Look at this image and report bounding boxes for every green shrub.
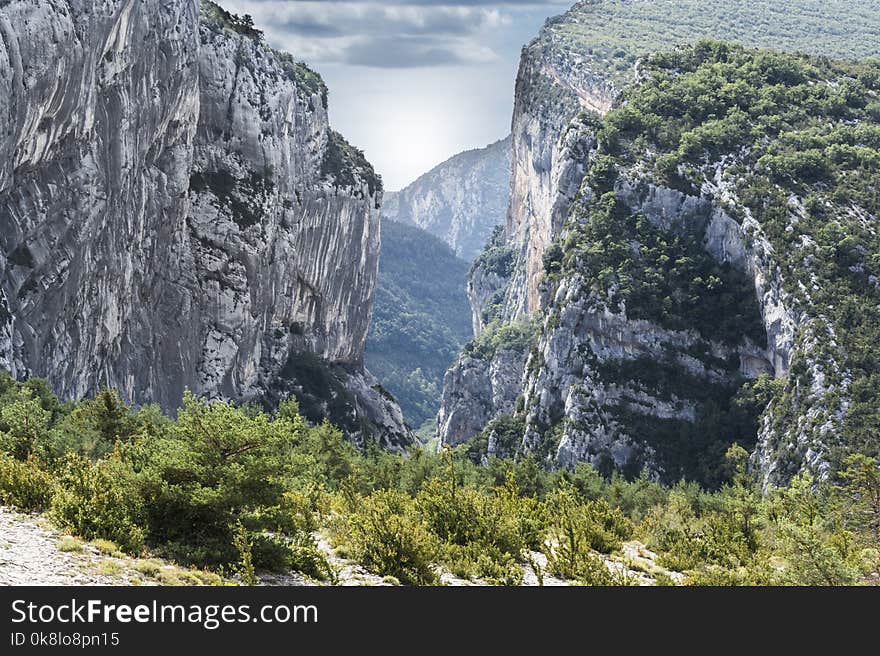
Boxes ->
[543,485,634,581]
[232,521,257,585]
[50,453,146,554]
[39,389,136,462]
[281,532,334,582]
[347,489,439,585]
[91,538,120,556]
[136,392,304,566]
[0,453,55,511]
[0,388,51,459]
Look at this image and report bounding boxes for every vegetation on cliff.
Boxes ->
[551,41,880,478]
[552,0,880,88]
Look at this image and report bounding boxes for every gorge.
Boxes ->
[0,0,879,589]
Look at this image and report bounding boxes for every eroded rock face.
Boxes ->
[439,2,879,479]
[383,136,512,262]
[437,348,524,448]
[0,0,411,448]
[437,12,612,448]
[519,170,777,481]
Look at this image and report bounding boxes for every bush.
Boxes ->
[347,489,439,585]
[282,532,334,582]
[50,453,146,553]
[0,453,55,511]
[0,388,51,459]
[543,485,633,581]
[136,392,304,566]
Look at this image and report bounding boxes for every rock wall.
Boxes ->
[0,0,411,448]
[437,11,612,447]
[439,1,878,479]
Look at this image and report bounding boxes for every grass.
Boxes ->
[132,559,162,578]
[95,560,122,576]
[57,537,83,553]
[90,539,120,556]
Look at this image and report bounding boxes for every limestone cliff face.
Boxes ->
[0,0,411,448]
[437,348,523,448]
[504,32,613,320]
[518,156,861,486]
[519,173,777,481]
[382,136,512,262]
[438,9,613,447]
[439,1,879,482]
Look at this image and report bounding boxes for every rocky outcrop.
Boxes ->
[438,9,615,447]
[0,0,411,448]
[440,1,880,479]
[519,173,775,481]
[437,348,524,448]
[519,159,858,485]
[382,136,512,262]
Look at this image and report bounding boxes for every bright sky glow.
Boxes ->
[221,1,569,190]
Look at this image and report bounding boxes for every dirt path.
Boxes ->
[1,507,682,586]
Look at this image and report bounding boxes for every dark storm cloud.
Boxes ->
[225,1,570,67]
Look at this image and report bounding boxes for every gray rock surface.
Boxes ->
[437,348,524,448]
[0,0,410,447]
[382,136,511,262]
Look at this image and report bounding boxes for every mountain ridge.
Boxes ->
[382,135,512,261]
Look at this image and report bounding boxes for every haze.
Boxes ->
[220,1,569,190]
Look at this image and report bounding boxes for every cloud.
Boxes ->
[337,35,501,67]
[272,4,508,39]
[221,1,552,67]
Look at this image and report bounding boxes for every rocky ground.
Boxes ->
[0,507,121,586]
[0,507,226,586]
[1,506,682,586]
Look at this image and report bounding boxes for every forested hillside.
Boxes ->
[365,221,473,432]
[553,0,880,87]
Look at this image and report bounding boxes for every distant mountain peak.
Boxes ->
[382,136,512,261]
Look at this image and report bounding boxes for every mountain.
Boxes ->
[439,0,880,485]
[365,220,472,432]
[0,0,410,449]
[382,136,512,261]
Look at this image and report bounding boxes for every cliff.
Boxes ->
[439,0,880,484]
[382,136,512,262]
[0,0,411,449]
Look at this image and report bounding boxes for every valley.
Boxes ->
[0,0,879,587]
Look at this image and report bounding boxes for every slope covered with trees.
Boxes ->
[553,0,880,88]
[365,220,473,432]
[515,41,880,484]
[1,372,877,585]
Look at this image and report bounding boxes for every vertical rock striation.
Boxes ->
[0,0,411,449]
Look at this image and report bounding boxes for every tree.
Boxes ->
[723,444,761,549]
[839,454,880,539]
[44,389,136,461]
[0,388,51,459]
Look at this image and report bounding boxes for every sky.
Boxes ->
[220,1,571,190]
